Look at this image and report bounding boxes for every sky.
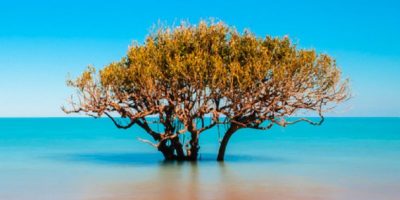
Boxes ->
[0,0,399,117]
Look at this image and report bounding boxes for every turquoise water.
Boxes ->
[0,118,399,200]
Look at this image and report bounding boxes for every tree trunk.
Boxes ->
[186,131,200,161]
[171,137,185,160]
[188,140,199,161]
[158,140,175,160]
[217,126,239,161]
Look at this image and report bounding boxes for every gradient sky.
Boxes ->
[0,0,399,117]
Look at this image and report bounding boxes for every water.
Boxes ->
[0,118,399,200]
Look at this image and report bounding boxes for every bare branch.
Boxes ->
[137,137,159,148]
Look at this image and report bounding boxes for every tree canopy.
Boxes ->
[63,20,349,161]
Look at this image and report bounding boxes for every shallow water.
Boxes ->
[0,118,399,200]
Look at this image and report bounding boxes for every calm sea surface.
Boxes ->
[0,118,399,200]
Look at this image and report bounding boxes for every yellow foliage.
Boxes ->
[67,19,349,121]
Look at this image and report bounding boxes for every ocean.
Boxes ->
[0,118,399,200]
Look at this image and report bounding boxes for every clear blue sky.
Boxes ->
[0,0,399,117]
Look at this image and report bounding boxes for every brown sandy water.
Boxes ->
[80,163,336,200]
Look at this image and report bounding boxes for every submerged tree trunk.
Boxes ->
[157,136,197,161]
[152,124,241,161]
[172,137,185,160]
[188,137,199,161]
[217,125,239,161]
[158,140,175,160]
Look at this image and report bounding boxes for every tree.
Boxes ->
[213,36,349,160]
[63,20,349,161]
